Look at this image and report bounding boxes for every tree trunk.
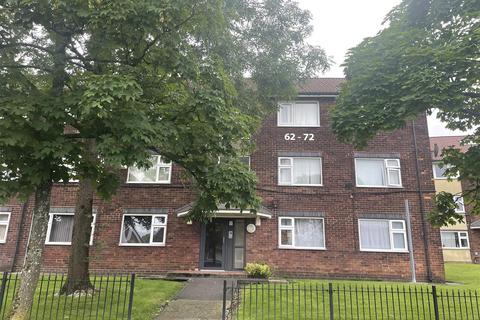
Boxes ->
[60,139,96,294]
[8,17,70,319]
[9,181,52,320]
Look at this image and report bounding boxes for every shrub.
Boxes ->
[245,262,272,279]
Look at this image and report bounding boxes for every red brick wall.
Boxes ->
[247,99,443,281]
[0,97,445,281]
[469,216,480,264]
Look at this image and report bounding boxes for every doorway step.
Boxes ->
[166,270,247,280]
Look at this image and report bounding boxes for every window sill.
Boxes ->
[355,185,403,189]
[360,249,409,253]
[46,242,94,246]
[126,181,171,184]
[118,243,166,247]
[278,246,326,251]
[278,184,324,187]
[277,125,321,128]
[442,247,470,250]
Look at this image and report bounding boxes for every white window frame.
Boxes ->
[0,212,11,243]
[277,101,320,127]
[454,196,465,213]
[239,156,251,170]
[278,157,323,186]
[354,158,402,188]
[278,217,326,250]
[45,212,96,246]
[441,231,470,249]
[126,155,172,184]
[358,219,408,253]
[432,161,459,180]
[119,214,168,247]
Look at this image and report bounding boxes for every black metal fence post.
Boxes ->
[127,273,135,320]
[0,272,8,315]
[222,280,227,320]
[328,283,334,320]
[432,285,440,320]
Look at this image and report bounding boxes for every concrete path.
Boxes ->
[155,278,236,320]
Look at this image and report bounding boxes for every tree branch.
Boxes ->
[66,44,94,71]
[0,42,54,55]
[0,64,52,72]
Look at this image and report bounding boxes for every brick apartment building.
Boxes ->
[430,136,480,263]
[0,78,445,281]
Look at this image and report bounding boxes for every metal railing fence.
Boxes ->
[222,281,480,320]
[0,272,135,320]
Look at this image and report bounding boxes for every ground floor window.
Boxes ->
[120,214,167,246]
[358,219,407,252]
[46,212,96,245]
[278,217,325,249]
[0,212,10,243]
[441,231,469,249]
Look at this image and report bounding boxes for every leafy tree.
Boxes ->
[0,0,328,316]
[330,0,479,226]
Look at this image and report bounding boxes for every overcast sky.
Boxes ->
[296,0,468,137]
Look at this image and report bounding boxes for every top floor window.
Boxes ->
[432,161,458,180]
[355,158,402,188]
[127,155,172,184]
[278,102,320,127]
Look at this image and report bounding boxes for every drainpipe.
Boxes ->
[10,198,30,272]
[405,199,416,283]
[411,119,433,282]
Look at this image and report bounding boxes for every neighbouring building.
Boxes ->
[0,78,445,281]
[430,136,480,263]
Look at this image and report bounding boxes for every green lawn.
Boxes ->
[0,274,184,320]
[233,263,480,320]
[131,278,184,320]
[444,262,480,289]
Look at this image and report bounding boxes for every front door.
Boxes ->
[202,220,225,269]
[200,219,246,270]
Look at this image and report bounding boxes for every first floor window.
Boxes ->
[278,157,322,186]
[239,156,251,169]
[46,213,96,245]
[120,214,167,246]
[454,196,465,213]
[278,217,325,249]
[355,158,402,187]
[359,219,407,252]
[127,155,172,183]
[441,231,469,249]
[0,212,10,243]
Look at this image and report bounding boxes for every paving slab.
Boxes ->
[155,300,223,320]
[155,278,237,320]
[176,278,235,300]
